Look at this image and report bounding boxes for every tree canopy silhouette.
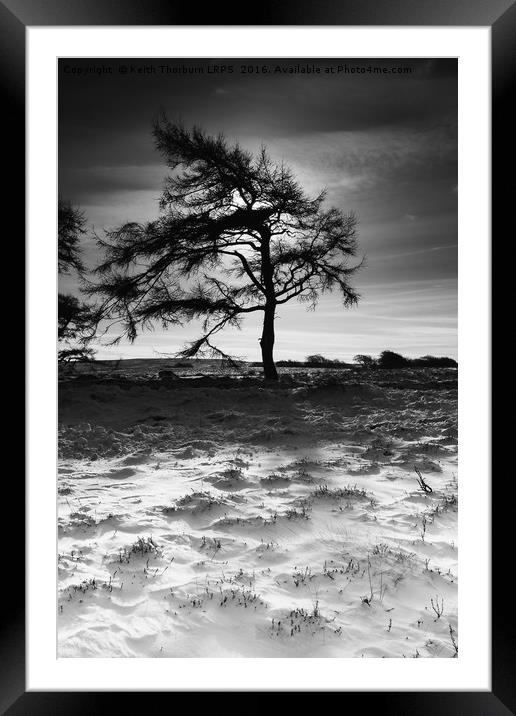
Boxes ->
[58,198,87,275]
[90,120,362,379]
[58,199,96,362]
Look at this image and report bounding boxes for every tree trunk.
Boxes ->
[259,226,278,380]
[260,302,278,380]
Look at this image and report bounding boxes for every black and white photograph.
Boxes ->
[57,57,458,659]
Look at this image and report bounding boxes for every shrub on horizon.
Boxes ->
[377,350,411,368]
[354,354,378,368]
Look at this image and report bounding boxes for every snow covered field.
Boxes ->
[58,362,458,658]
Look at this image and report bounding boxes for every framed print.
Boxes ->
[5,0,513,710]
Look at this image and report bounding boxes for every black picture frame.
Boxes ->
[7,0,513,711]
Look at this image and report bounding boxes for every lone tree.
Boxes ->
[58,198,96,362]
[90,120,362,379]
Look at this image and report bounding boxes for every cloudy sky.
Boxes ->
[58,58,457,362]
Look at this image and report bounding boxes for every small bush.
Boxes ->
[354,354,377,368]
[378,350,410,368]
